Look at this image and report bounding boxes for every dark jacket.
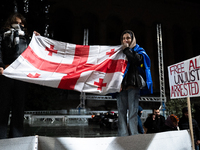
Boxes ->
[121,44,153,95]
[179,115,200,143]
[122,47,143,89]
[0,29,29,69]
[144,114,165,133]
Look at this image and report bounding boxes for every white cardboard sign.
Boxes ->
[168,55,200,99]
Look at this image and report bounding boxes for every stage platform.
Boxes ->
[0,130,192,150]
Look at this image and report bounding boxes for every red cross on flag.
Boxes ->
[3,34,127,95]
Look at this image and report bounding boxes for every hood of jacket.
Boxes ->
[120,30,136,48]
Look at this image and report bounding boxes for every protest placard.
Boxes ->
[168,55,200,99]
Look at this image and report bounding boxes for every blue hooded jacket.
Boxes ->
[123,44,153,95]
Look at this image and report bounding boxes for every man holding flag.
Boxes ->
[0,13,40,139]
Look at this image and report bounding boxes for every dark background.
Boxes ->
[1,0,200,111]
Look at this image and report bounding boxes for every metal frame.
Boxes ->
[77,29,89,108]
[86,95,166,102]
[156,24,167,111]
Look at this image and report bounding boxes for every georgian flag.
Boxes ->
[3,34,127,95]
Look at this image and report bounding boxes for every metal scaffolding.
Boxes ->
[156,24,166,110]
[86,95,165,102]
[77,29,89,108]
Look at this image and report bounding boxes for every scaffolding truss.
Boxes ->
[86,95,166,102]
[157,24,167,111]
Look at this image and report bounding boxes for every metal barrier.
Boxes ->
[24,110,67,115]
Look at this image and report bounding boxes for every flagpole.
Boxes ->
[187,97,195,150]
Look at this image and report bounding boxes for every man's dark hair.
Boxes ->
[3,13,29,36]
[182,107,188,114]
[153,108,159,111]
[3,13,26,30]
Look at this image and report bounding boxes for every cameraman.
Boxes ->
[144,108,165,133]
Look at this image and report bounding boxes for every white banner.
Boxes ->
[168,55,200,99]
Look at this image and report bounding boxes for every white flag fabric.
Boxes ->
[3,34,127,95]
